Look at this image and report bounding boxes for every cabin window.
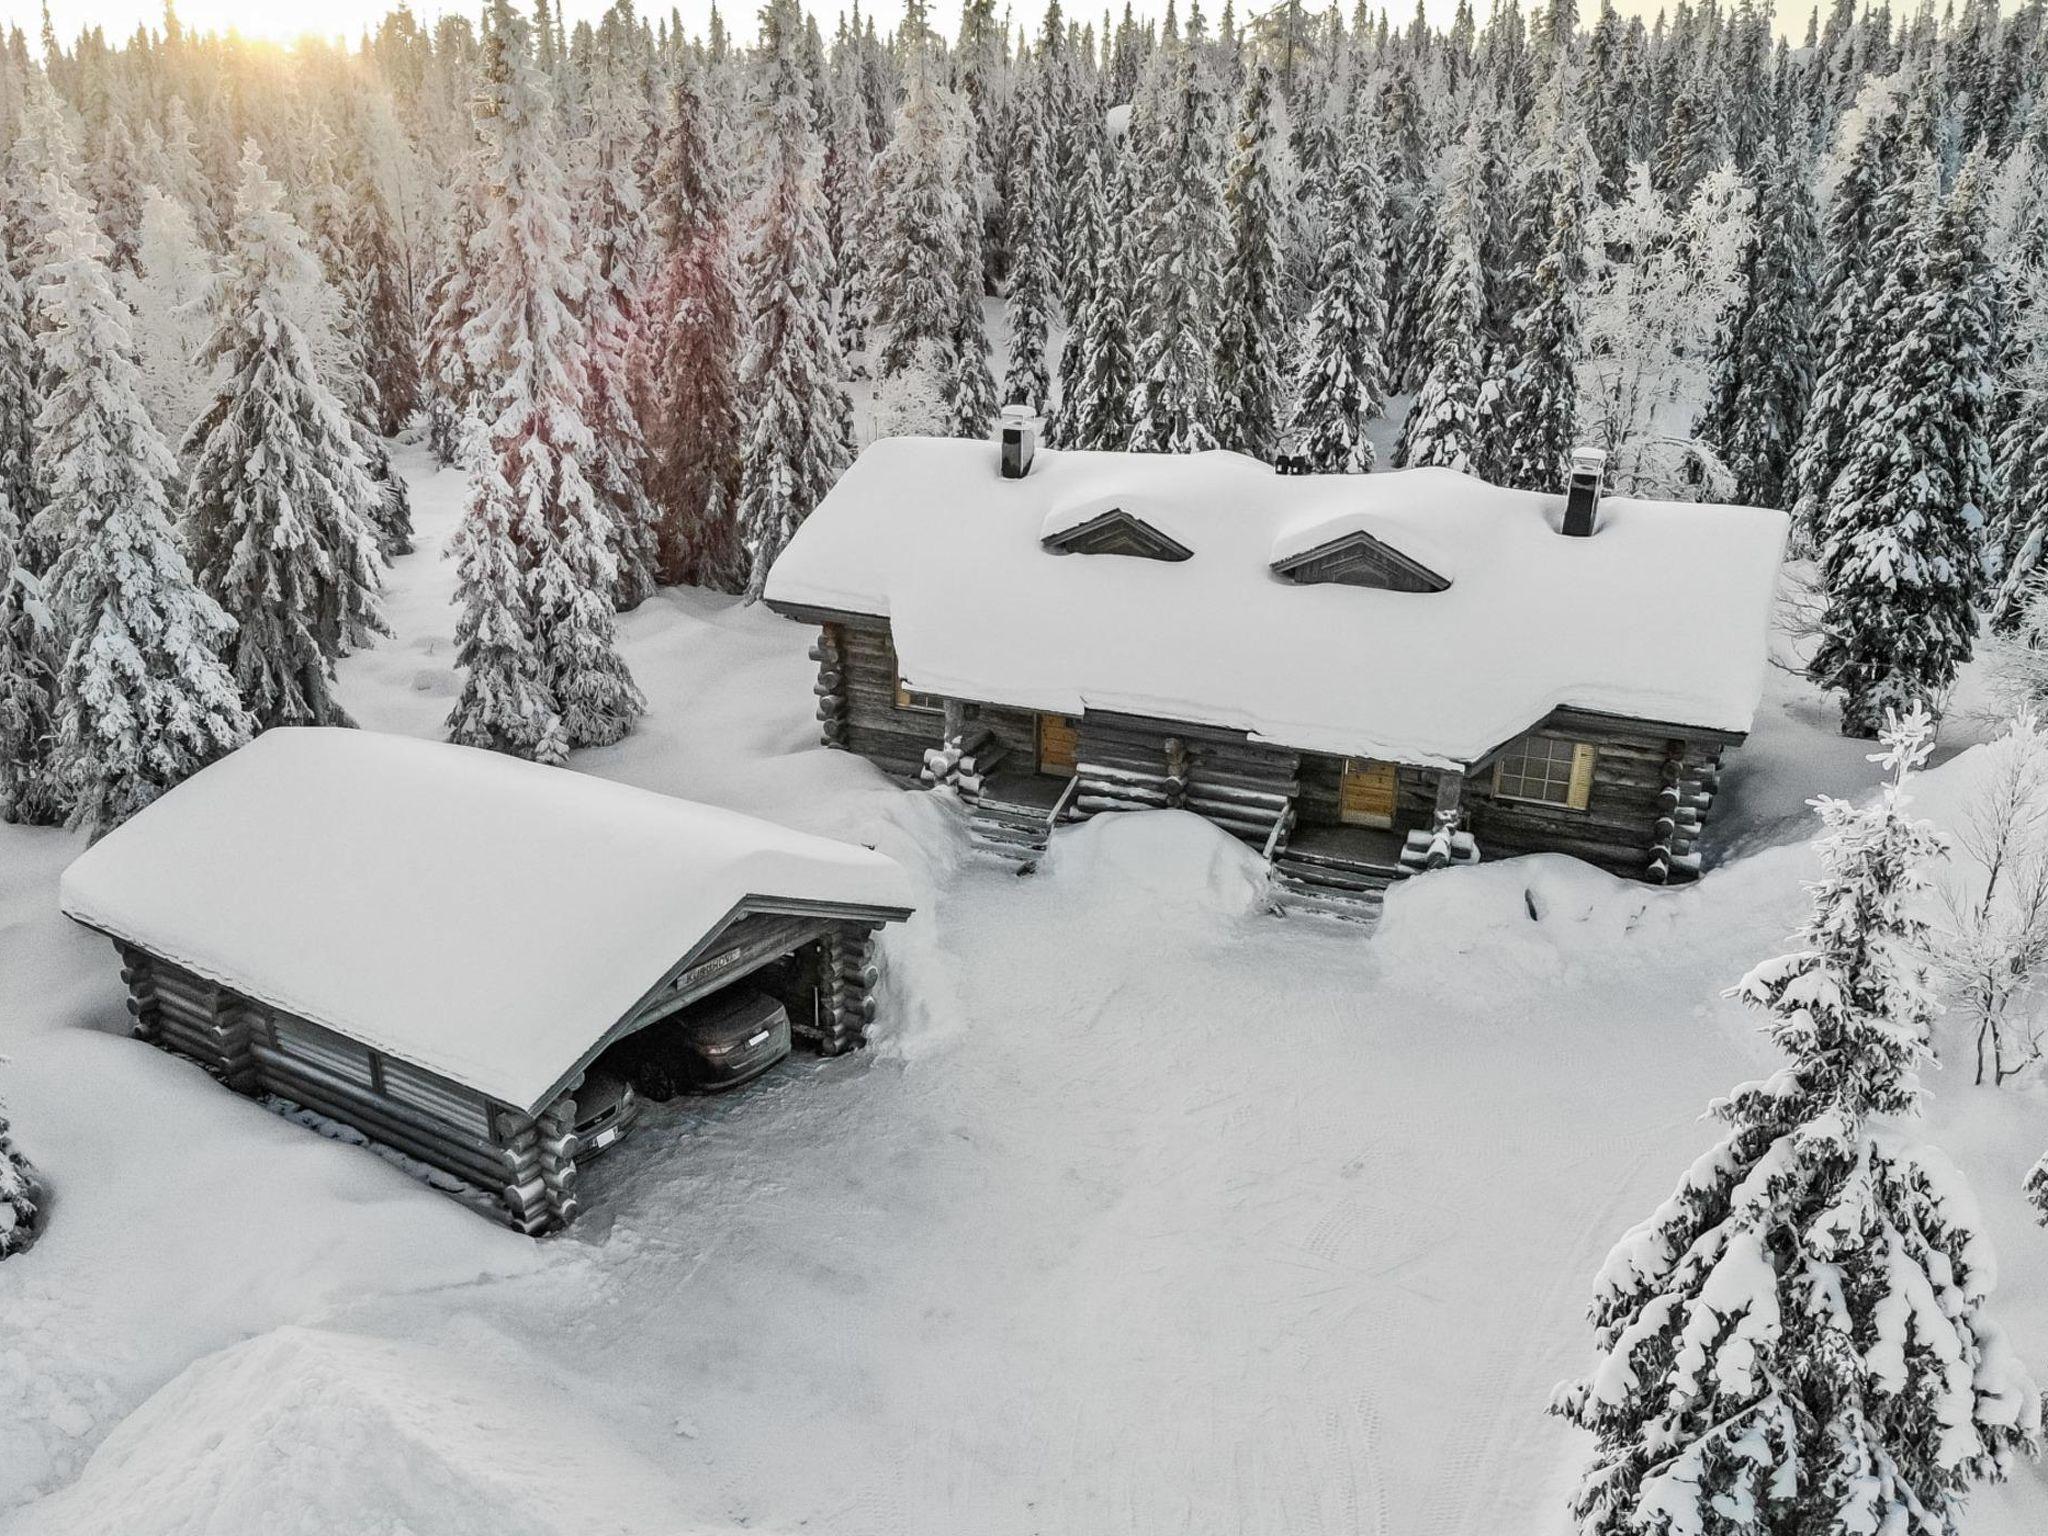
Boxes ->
[885,639,943,714]
[1493,736,1597,811]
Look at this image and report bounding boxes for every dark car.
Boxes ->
[572,1066,639,1159]
[677,988,792,1091]
[621,988,793,1101]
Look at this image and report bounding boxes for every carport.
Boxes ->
[58,728,915,1234]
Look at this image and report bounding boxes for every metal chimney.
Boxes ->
[998,404,1043,479]
[1563,447,1606,537]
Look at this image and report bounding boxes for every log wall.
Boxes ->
[820,617,947,780]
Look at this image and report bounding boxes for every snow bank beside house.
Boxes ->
[765,437,1787,767]
[0,1325,735,1536]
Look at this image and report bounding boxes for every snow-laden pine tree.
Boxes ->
[1990,294,2048,626]
[943,110,1000,440]
[1398,117,1491,473]
[183,143,388,730]
[32,170,249,837]
[869,41,966,405]
[823,48,878,371]
[0,221,56,824]
[642,56,747,592]
[0,1075,37,1257]
[1281,98,1386,473]
[446,411,565,763]
[0,253,56,824]
[1553,708,2042,1536]
[575,46,661,611]
[1001,58,1057,416]
[346,152,420,438]
[1810,157,1995,737]
[1790,77,1908,544]
[1700,136,1818,510]
[1050,137,1136,450]
[454,0,642,754]
[737,0,854,602]
[1214,59,1292,461]
[89,113,144,278]
[422,153,487,469]
[1495,72,1588,493]
[124,186,215,455]
[1127,42,1228,453]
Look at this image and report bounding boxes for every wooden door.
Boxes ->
[1038,713,1079,776]
[1339,758,1398,829]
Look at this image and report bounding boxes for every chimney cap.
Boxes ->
[1569,446,1608,475]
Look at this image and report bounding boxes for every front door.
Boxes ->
[1038,713,1078,776]
[1339,758,1398,829]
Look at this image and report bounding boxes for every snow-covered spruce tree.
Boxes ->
[1553,708,2043,1536]
[32,171,250,837]
[1281,100,1387,474]
[943,110,999,441]
[1988,271,2048,627]
[1790,78,1908,545]
[1001,59,1056,416]
[868,41,965,410]
[1397,117,1491,474]
[0,249,57,826]
[642,57,747,592]
[575,51,661,611]
[1810,157,1995,738]
[0,293,56,826]
[421,159,486,469]
[823,47,878,370]
[124,186,215,455]
[1214,58,1292,461]
[446,412,565,763]
[1495,73,1588,494]
[1127,42,1228,453]
[89,113,144,279]
[1699,136,1818,511]
[456,0,642,754]
[346,156,420,439]
[1050,137,1136,450]
[737,0,854,603]
[183,143,389,731]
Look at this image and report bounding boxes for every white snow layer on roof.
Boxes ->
[58,729,914,1113]
[764,438,1789,767]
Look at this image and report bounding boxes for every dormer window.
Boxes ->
[1041,508,1193,563]
[1271,530,1450,593]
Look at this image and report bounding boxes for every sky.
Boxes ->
[36,0,1824,52]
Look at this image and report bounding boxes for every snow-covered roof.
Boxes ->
[764,438,1788,767]
[59,729,914,1114]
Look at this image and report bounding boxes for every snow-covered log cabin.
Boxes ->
[58,729,914,1233]
[764,427,1787,919]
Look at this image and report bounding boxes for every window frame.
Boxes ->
[1491,736,1597,812]
[886,638,945,715]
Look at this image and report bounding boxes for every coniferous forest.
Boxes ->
[2,1,2047,825]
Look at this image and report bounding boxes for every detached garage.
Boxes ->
[58,728,915,1234]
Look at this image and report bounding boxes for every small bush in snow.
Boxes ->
[0,1087,41,1258]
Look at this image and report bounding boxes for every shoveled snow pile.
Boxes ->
[764,437,1787,767]
[0,1325,737,1536]
[58,726,914,1112]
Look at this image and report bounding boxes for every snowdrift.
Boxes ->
[1,1326,744,1536]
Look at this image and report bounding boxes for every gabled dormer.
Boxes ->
[1270,530,1451,593]
[1041,507,1195,563]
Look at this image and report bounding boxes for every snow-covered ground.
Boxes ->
[2,444,2044,1534]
